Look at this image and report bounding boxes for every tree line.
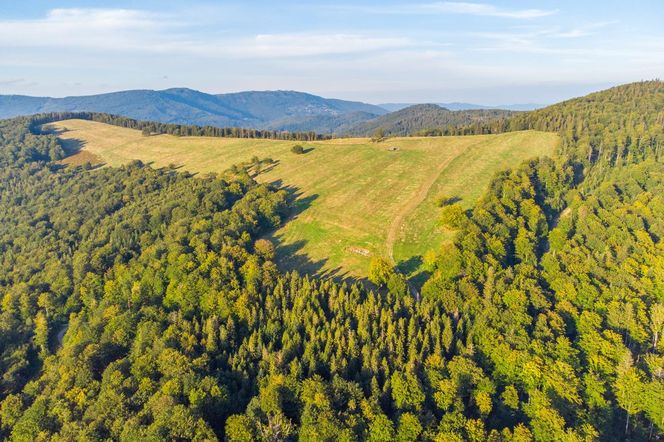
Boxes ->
[31,112,333,142]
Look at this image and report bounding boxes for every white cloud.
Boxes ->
[550,21,618,39]
[330,2,557,19]
[423,2,557,19]
[0,8,173,51]
[0,8,410,58]
[235,33,411,57]
[0,5,659,102]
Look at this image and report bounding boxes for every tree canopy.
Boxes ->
[0,81,662,440]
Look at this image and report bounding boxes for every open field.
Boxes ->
[49,119,558,279]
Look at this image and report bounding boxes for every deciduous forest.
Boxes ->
[0,81,662,441]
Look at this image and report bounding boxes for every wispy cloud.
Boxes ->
[232,33,411,57]
[422,2,557,19]
[0,2,661,102]
[0,8,174,51]
[0,78,27,86]
[329,2,557,19]
[469,27,664,63]
[552,21,618,39]
[0,8,411,58]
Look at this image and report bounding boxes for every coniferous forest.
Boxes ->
[0,81,662,441]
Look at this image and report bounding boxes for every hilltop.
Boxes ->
[379,102,544,112]
[345,104,515,136]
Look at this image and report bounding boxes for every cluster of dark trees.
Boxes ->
[32,112,332,142]
[0,81,662,441]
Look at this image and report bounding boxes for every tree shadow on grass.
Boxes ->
[247,159,280,178]
[260,183,369,287]
[397,255,432,293]
[408,270,432,293]
[59,137,85,156]
[397,255,422,274]
[50,136,107,170]
[438,195,462,207]
[262,184,324,273]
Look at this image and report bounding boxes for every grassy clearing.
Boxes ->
[49,119,558,279]
[393,130,560,276]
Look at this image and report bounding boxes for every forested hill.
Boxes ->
[345,103,515,136]
[0,81,662,441]
[507,81,664,166]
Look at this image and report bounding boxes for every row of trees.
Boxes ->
[32,112,333,142]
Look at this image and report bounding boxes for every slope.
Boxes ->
[346,104,514,136]
[50,119,557,278]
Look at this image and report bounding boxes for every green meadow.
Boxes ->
[51,119,558,279]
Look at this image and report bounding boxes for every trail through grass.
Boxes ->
[51,119,558,278]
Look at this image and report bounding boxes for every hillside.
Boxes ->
[215,90,385,121]
[49,119,557,278]
[346,104,515,136]
[263,111,379,134]
[0,89,386,132]
[0,82,662,441]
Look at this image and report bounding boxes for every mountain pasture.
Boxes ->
[50,119,558,278]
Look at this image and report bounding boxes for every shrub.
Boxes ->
[371,128,386,142]
[291,145,304,154]
[439,203,467,228]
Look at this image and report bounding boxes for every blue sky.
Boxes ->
[0,1,662,104]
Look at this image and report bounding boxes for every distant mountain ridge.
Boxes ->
[0,88,388,133]
[345,104,515,136]
[0,88,543,135]
[379,102,545,112]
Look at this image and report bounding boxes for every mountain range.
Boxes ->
[0,89,387,131]
[0,88,534,134]
[378,102,544,112]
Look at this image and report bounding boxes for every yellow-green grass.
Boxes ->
[393,130,559,274]
[49,119,558,279]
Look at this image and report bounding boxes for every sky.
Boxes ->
[0,1,662,105]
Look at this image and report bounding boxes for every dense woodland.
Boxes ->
[346,104,514,137]
[33,112,332,142]
[0,81,662,441]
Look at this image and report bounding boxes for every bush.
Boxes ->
[439,203,467,228]
[254,239,275,260]
[368,256,394,287]
[291,145,304,154]
[371,128,386,142]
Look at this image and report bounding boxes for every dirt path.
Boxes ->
[385,148,467,264]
